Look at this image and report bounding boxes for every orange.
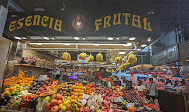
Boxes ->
[75,96,78,99]
[75,83,79,86]
[79,96,82,99]
[72,85,76,89]
[128,107,134,112]
[79,93,83,96]
[71,95,75,99]
[4,88,9,91]
[74,93,78,96]
[4,91,10,95]
[71,92,74,95]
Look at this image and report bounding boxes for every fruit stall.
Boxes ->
[0,69,160,112]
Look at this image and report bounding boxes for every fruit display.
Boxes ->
[124,89,145,106]
[84,83,95,95]
[10,71,34,87]
[113,85,124,98]
[115,56,122,64]
[35,77,52,95]
[72,83,85,100]
[96,53,103,62]
[79,53,87,60]
[16,56,37,65]
[57,83,73,97]
[28,79,46,94]
[62,52,71,61]
[7,96,22,108]
[115,54,137,72]
[87,54,94,62]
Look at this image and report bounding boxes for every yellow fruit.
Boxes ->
[88,54,94,62]
[115,56,122,64]
[4,91,10,95]
[79,53,87,60]
[4,88,9,91]
[62,52,71,61]
[96,53,103,62]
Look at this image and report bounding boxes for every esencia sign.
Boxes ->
[95,13,152,32]
[8,15,62,32]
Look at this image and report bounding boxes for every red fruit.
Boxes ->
[51,105,59,112]
[50,99,58,106]
[39,88,44,91]
[55,94,62,100]
[45,103,51,110]
[43,85,47,88]
[46,77,51,81]
[57,100,63,105]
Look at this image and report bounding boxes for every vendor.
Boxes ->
[135,80,146,97]
[95,67,104,86]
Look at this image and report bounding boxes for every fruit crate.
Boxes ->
[124,89,145,106]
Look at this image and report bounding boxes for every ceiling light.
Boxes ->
[117,38,120,40]
[22,37,26,39]
[43,37,50,40]
[29,43,134,46]
[52,38,55,40]
[36,43,43,45]
[137,49,141,51]
[123,43,132,47]
[83,38,86,40]
[107,37,113,40]
[129,37,136,40]
[14,36,21,40]
[147,37,152,42]
[185,60,189,62]
[119,52,125,54]
[141,44,147,47]
[64,43,71,46]
[93,44,100,46]
[61,8,64,11]
[74,37,80,40]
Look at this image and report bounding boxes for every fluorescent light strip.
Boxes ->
[29,43,132,46]
[14,37,21,40]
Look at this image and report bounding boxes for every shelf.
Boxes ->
[14,64,55,70]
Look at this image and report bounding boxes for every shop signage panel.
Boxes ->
[3,9,160,37]
[152,46,178,65]
[179,41,189,61]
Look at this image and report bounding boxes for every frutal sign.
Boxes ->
[3,10,159,37]
[95,13,152,32]
[8,15,62,32]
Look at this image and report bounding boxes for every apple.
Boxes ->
[45,103,51,110]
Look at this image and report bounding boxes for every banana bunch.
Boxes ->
[62,52,71,61]
[96,53,103,62]
[88,54,94,62]
[79,53,87,60]
[71,99,81,112]
[115,54,137,73]
[115,56,122,64]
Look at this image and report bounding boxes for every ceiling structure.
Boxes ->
[4,0,189,54]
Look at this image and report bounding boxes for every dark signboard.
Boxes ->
[179,41,189,61]
[3,8,160,37]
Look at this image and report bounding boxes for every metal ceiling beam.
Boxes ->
[8,0,24,12]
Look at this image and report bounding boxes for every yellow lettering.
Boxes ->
[25,16,33,26]
[132,14,141,28]
[17,17,24,29]
[95,18,102,31]
[33,15,41,25]
[9,20,17,32]
[41,16,49,27]
[143,18,152,31]
[103,15,111,28]
[49,17,54,29]
[122,13,130,25]
[54,19,62,32]
[113,13,121,25]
